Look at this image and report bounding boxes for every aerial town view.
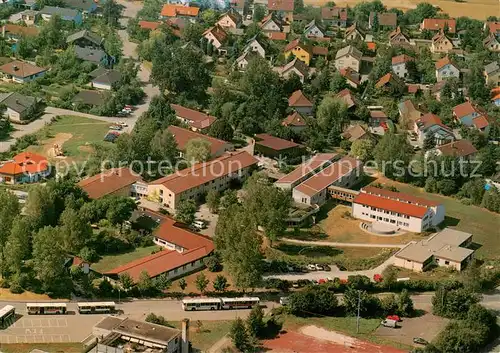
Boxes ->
[0,0,498,351]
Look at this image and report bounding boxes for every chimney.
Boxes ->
[13,64,18,71]
[181,318,189,353]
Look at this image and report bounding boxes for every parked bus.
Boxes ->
[26,303,67,315]
[77,302,116,314]
[0,305,15,328]
[221,297,260,310]
[181,297,260,311]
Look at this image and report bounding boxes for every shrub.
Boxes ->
[204,254,222,272]
[288,288,339,317]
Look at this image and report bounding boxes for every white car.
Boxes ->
[246,14,252,20]
[193,220,205,229]
[307,264,317,271]
[279,297,289,305]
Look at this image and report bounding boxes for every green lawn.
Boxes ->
[91,245,161,273]
[172,320,232,352]
[374,180,500,259]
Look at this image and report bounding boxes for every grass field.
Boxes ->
[27,115,111,162]
[91,245,161,273]
[171,320,232,352]
[0,343,82,353]
[372,177,500,259]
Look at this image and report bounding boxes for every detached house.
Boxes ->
[62,0,96,15]
[216,11,242,29]
[67,29,103,48]
[170,104,216,132]
[391,54,414,79]
[435,56,460,82]
[483,34,500,52]
[431,31,454,54]
[40,6,82,24]
[421,18,456,34]
[452,101,482,126]
[243,35,266,58]
[413,113,454,147]
[484,61,500,86]
[0,92,40,122]
[260,14,284,33]
[267,0,294,23]
[89,68,121,90]
[74,46,113,67]
[485,21,500,36]
[0,60,46,83]
[389,26,410,47]
[235,51,259,71]
[434,140,478,160]
[375,73,402,91]
[1,24,39,52]
[282,111,307,133]
[398,99,422,129]
[203,25,228,51]
[288,90,313,115]
[345,23,364,41]
[0,152,50,184]
[283,38,327,66]
[339,67,360,89]
[334,45,362,73]
[304,20,326,39]
[321,7,347,28]
[336,89,357,109]
[278,58,310,82]
[160,4,200,22]
[368,12,397,29]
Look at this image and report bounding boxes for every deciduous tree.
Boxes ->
[184,138,212,164]
[195,272,209,293]
[176,200,197,225]
[212,274,229,292]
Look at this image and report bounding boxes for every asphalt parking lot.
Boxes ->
[0,314,105,344]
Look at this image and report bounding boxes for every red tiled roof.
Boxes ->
[353,192,429,218]
[421,18,456,33]
[472,115,489,129]
[312,46,328,56]
[254,133,302,151]
[167,125,230,156]
[435,56,456,70]
[284,38,301,53]
[282,111,307,127]
[369,12,397,27]
[375,73,394,88]
[171,104,216,130]
[339,68,360,85]
[150,151,258,194]
[0,152,48,176]
[321,7,347,21]
[268,0,294,12]
[294,156,361,197]
[452,101,478,119]
[366,42,376,51]
[436,140,477,157]
[154,216,214,251]
[138,20,162,30]
[2,24,39,37]
[203,24,228,44]
[0,60,46,78]
[406,84,420,94]
[276,153,337,184]
[417,113,451,130]
[288,90,312,107]
[77,167,143,199]
[491,87,500,101]
[362,186,440,207]
[267,32,287,41]
[487,21,500,34]
[369,110,387,119]
[336,88,357,108]
[392,54,413,65]
[161,4,200,17]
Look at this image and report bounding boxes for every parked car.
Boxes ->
[279,297,289,306]
[117,121,128,127]
[314,264,324,271]
[193,220,206,229]
[323,264,331,271]
[109,125,122,131]
[307,264,317,271]
[116,111,129,117]
[413,337,428,345]
[381,319,398,328]
[386,315,401,322]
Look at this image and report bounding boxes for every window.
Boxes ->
[444,260,449,265]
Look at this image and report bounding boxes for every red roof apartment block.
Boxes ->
[421,18,456,33]
[275,153,338,189]
[254,133,302,151]
[78,167,143,199]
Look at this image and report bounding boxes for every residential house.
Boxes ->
[267,0,294,23]
[421,18,456,33]
[230,0,246,17]
[62,0,96,15]
[259,14,284,32]
[74,46,113,67]
[78,167,145,199]
[167,125,233,159]
[342,124,371,143]
[334,45,362,73]
[492,87,500,107]
[89,68,121,90]
[394,228,474,272]
[336,88,357,109]
[216,11,242,29]
[266,31,287,41]
[148,151,257,210]
[485,21,500,36]
[254,133,306,158]
[72,90,106,107]
[398,99,422,129]
[339,67,360,88]
[483,34,500,52]
[413,113,454,147]
[431,80,465,102]
[0,60,46,83]
[368,12,397,29]
[275,153,338,190]
[292,156,363,206]
[1,24,39,51]
[203,25,228,51]
[0,92,39,122]
[66,29,103,48]
[19,10,38,26]
[345,23,364,41]
[391,54,414,79]
[282,111,307,133]
[283,38,327,66]
[243,35,266,58]
[235,50,259,71]
[352,186,445,233]
[277,57,310,82]
[0,152,50,184]
[452,101,482,126]
[138,20,162,31]
[431,31,454,54]
[369,110,388,128]
[288,90,313,115]
[170,104,216,132]
[433,139,478,160]
[160,4,200,22]
[388,26,410,47]
[304,20,326,38]
[321,7,347,28]
[375,73,402,91]
[484,61,500,86]
[435,56,460,82]
[39,6,82,24]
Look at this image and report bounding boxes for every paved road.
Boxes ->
[281,237,407,249]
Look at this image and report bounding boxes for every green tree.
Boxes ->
[179,278,187,291]
[246,305,264,337]
[154,273,172,291]
[206,190,221,214]
[201,9,220,26]
[150,128,178,163]
[105,196,137,227]
[59,208,92,253]
[288,288,339,316]
[146,95,177,127]
[482,187,500,213]
[220,189,239,209]
[316,96,349,134]
[102,0,122,27]
[0,189,20,247]
[253,5,266,22]
[209,118,234,141]
[119,272,134,291]
[104,31,123,59]
[195,272,209,293]
[381,265,397,289]
[175,199,197,225]
[397,289,414,316]
[230,318,250,351]
[181,22,205,43]
[137,270,154,294]
[25,185,56,230]
[4,217,32,274]
[350,139,374,161]
[373,132,413,180]
[213,274,229,292]
[329,72,348,93]
[343,287,381,317]
[184,138,212,163]
[432,287,480,319]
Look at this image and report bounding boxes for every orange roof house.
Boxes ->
[170,104,216,132]
[0,152,49,184]
[288,90,313,115]
[160,4,200,18]
[202,24,228,49]
[282,111,307,131]
[421,18,456,33]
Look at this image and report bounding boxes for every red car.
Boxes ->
[373,274,383,282]
[387,315,401,322]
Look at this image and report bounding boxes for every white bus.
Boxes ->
[26,303,67,315]
[182,298,222,311]
[221,297,260,310]
[77,302,116,314]
[0,305,15,328]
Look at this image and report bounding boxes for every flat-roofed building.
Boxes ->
[148,151,258,211]
[394,228,474,272]
[275,153,338,190]
[292,156,363,206]
[352,186,445,232]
